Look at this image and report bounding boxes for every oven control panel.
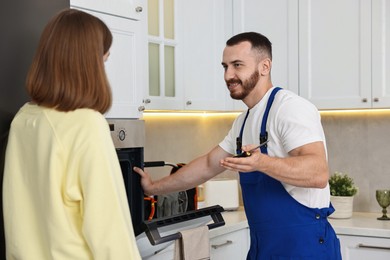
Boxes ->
[106,119,145,149]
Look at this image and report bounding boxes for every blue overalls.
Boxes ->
[237,87,342,260]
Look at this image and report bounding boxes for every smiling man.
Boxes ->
[134,32,342,259]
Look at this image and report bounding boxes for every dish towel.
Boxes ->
[174,226,210,260]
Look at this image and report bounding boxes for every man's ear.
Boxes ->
[259,58,272,76]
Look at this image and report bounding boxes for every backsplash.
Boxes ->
[142,110,390,213]
[321,110,390,213]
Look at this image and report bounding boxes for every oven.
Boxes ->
[107,119,225,259]
[107,119,145,235]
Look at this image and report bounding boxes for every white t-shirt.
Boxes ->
[219,87,330,208]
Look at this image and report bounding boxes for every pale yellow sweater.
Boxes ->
[3,103,141,260]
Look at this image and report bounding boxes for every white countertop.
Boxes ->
[211,210,390,239]
[329,212,390,238]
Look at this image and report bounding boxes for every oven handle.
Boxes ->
[144,161,179,168]
[141,205,225,245]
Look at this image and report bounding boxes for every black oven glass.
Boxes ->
[116,147,145,236]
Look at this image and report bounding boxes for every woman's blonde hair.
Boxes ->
[26,8,113,113]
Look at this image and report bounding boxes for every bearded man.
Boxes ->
[135,32,342,260]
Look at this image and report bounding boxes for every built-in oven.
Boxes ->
[107,119,225,258]
[107,119,145,235]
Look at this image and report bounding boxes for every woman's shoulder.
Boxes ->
[45,108,109,137]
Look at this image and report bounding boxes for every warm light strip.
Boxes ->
[142,111,242,118]
[320,109,390,116]
[142,108,390,118]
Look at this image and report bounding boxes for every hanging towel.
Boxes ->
[174,226,210,260]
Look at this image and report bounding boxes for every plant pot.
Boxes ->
[329,195,354,219]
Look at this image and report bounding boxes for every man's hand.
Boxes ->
[133,167,154,196]
[220,144,265,172]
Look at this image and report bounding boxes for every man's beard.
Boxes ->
[227,69,260,100]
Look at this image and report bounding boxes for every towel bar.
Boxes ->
[140,205,225,245]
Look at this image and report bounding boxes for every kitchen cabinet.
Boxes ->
[139,210,250,260]
[70,0,144,20]
[71,7,147,118]
[235,0,390,110]
[144,0,234,111]
[372,0,390,108]
[329,212,390,260]
[177,0,233,111]
[210,227,250,260]
[299,0,371,109]
[142,243,174,260]
[338,234,390,260]
[299,0,390,109]
[231,0,299,111]
[141,226,250,260]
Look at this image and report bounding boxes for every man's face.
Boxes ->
[222,41,260,100]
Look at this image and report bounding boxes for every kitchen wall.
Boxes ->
[321,110,390,213]
[142,110,390,213]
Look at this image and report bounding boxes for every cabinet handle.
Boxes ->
[186,100,192,106]
[373,97,379,102]
[138,106,145,112]
[211,240,233,249]
[362,98,368,102]
[144,99,151,104]
[135,6,143,13]
[358,243,390,250]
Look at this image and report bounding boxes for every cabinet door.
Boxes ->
[210,228,249,260]
[299,0,372,109]
[144,0,183,110]
[70,0,144,20]
[372,0,390,108]
[231,0,299,111]
[177,0,233,111]
[76,8,147,118]
[338,235,390,260]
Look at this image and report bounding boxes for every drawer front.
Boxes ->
[339,235,390,260]
[210,228,249,260]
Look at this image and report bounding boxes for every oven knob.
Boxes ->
[118,129,126,141]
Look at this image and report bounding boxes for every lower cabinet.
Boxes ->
[210,227,250,260]
[142,227,250,260]
[338,234,390,260]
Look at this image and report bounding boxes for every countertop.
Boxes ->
[329,212,390,238]
[212,210,390,239]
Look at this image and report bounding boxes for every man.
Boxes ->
[134,32,341,259]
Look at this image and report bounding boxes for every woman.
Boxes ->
[3,9,141,259]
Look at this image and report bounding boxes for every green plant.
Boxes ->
[329,172,358,196]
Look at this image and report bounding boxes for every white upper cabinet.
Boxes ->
[102,12,147,118]
[235,0,390,110]
[372,0,390,108]
[299,0,372,109]
[143,0,182,110]
[71,6,147,118]
[299,0,390,110]
[144,0,233,111]
[231,0,299,111]
[70,0,144,20]
[177,0,233,111]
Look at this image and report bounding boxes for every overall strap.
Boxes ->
[236,109,250,154]
[260,87,282,154]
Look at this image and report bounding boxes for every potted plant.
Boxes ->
[329,172,358,219]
